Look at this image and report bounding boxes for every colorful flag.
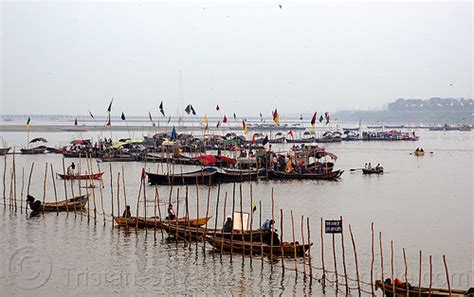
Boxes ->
[311,112,317,128]
[288,130,294,139]
[159,101,165,116]
[252,202,257,212]
[223,115,228,123]
[272,108,279,125]
[26,117,31,128]
[216,105,220,111]
[325,112,330,125]
[74,118,78,126]
[185,104,196,115]
[242,120,248,133]
[203,115,208,125]
[251,133,256,144]
[319,115,324,123]
[107,98,114,112]
[88,110,95,119]
[203,115,208,130]
[106,114,111,126]
[121,112,126,120]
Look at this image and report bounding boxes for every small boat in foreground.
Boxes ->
[57,172,104,180]
[27,194,89,212]
[20,147,47,154]
[206,236,313,257]
[375,280,473,296]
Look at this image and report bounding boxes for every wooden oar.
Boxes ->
[350,168,363,172]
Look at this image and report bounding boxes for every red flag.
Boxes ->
[251,133,256,144]
[216,105,220,111]
[223,115,228,123]
[288,130,294,139]
[106,114,111,126]
[311,112,317,127]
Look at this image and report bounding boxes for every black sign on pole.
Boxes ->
[325,219,343,234]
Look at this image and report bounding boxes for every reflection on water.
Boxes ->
[0,130,472,295]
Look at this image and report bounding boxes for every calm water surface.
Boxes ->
[0,129,472,295]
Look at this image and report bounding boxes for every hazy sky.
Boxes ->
[1,1,472,117]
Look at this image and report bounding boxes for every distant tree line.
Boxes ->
[388,97,473,112]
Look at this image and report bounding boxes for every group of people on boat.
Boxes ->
[415,147,424,152]
[222,216,280,245]
[365,163,383,171]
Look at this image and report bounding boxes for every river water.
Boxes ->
[0,129,472,295]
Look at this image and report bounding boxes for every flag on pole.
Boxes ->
[216,105,220,111]
[262,135,269,145]
[233,113,236,120]
[325,112,330,125]
[288,130,294,139]
[121,112,126,120]
[251,133,256,144]
[148,112,153,123]
[272,108,279,125]
[185,104,196,115]
[159,101,165,116]
[107,98,114,112]
[252,202,257,212]
[167,116,171,124]
[88,110,95,119]
[311,112,317,128]
[26,117,31,128]
[74,118,78,126]
[203,115,208,130]
[242,120,248,133]
[319,115,324,123]
[106,114,111,126]
[216,121,221,128]
[223,115,228,123]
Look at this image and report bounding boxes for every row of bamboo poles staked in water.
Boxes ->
[0,152,458,296]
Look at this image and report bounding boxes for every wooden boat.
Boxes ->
[362,168,383,174]
[20,147,47,154]
[269,169,344,180]
[98,154,138,162]
[415,151,425,156]
[113,216,211,228]
[375,280,472,296]
[206,236,313,257]
[57,172,104,180]
[162,224,273,243]
[215,168,265,183]
[28,194,89,212]
[146,167,217,185]
[0,147,11,155]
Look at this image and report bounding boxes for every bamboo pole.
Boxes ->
[291,210,298,273]
[418,250,422,297]
[88,157,97,222]
[371,222,375,295]
[249,183,253,260]
[116,172,121,220]
[220,192,227,254]
[270,188,275,264]
[349,224,361,296]
[332,233,337,290]
[110,164,114,227]
[320,217,325,287]
[175,188,180,239]
[442,255,451,296]
[185,185,190,243]
[279,208,285,272]
[239,184,244,258]
[50,164,58,214]
[194,183,198,248]
[121,166,127,228]
[429,255,432,296]
[212,183,220,254]
[403,248,408,296]
[203,186,211,249]
[156,186,164,238]
[42,162,48,213]
[259,200,263,261]
[230,183,235,257]
[2,153,6,205]
[97,166,106,225]
[379,232,385,294]
[341,217,349,295]
[306,217,312,277]
[142,170,147,226]
[20,167,25,214]
[12,151,16,212]
[26,162,35,214]
[391,240,395,294]
[301,215,307,278]
[61,159,69,214]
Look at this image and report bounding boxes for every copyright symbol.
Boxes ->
[9,246,52,290]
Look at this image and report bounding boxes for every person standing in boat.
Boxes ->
[223,216,233,232]
[167,203,176,220]
[67,162,76,176]
[122,205,131,218]
[261,219,281,245]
